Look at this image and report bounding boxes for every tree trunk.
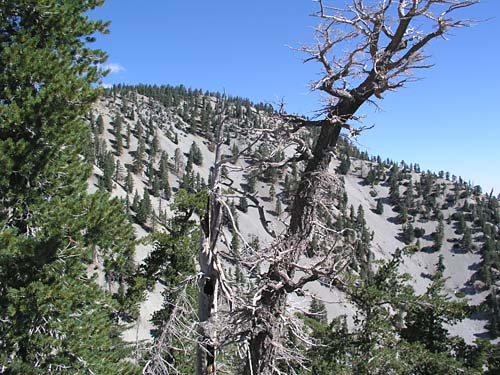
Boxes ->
[197,237,219,375]
[197,101,226,375]
[243,121,344,375]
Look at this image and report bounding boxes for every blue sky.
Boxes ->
[91,0,500,193]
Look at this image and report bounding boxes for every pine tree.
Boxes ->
[133,134,146,173]
[239,196,249,213]
[337,153,351,175]
[114,159,124,183]
[403,223,415,245]
[231,234,240,254]
[151,132,159,160]
[189,141,203,166]
[96,114,105,134]
[137,190,152,224]
[309,297,328,325]
[125,168,134,194]
[152,175,161,197]
[433,219,445,251]
[159,152,171,200]
[461,225,474,252]
[305,252,481,375]
[0,1,138,373]
[125,123,131,148]
[100,150,115,192]
[131,191,141,212]
[113,115,123,154]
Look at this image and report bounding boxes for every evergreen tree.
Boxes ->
[152,174,161,197]
[305,252,482,375]
[246,171,257,194]
[0,2,138,373]
[133,133,146,173]
[100,151,115,192]
[131,191,141,212]
[375,198,384,215]
[403,223,415,245]
[461,225,474,252]
[231,142,240,161]
[113,115,123,154]
[365,166,377,186]
[96,114,105,134]
[136,190,152,224]
[239,196,249,213]
[125,168,134,194]
[337,153,351,175]
[309,297,328,325]
[125,123,131,148]
[189,141,203,166]
[151,131,159,160]
[114,159,124,183]
[231,233,240,254]
[159,152,171,200]
[433,219,445,251]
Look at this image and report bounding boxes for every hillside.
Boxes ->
[88,84,499,355]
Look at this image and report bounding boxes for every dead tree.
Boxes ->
[197,97,233,375]
[240,1,478,374]
[142,98,233,375]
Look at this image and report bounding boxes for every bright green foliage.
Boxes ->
[99,150,115,191]
[138,190,205,374]
[401,277,467,353]
[0,1,138,373]
[304,251,484,375]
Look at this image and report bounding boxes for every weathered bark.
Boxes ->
[243,0,479,370]
[243,120,345,375]
[197,100,226,375]
[197,236,220,375]
[244,90,369,373]
[243,287,288,375]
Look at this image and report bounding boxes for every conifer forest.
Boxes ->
[1,1,499,374]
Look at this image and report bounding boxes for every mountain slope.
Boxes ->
[88,84,499,348]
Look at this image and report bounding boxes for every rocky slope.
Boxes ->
[88,84,499,346]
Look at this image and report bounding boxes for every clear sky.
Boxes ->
[91,0,500,194]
